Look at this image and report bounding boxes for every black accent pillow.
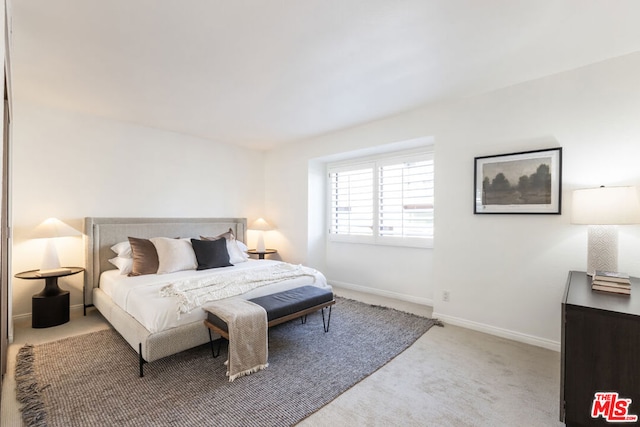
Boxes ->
[190,238,232,270]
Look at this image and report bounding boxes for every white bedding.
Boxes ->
[99,259,330,333]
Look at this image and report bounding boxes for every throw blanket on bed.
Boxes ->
[204,298,268,382]
[160,262,316,314]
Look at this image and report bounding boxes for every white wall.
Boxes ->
[265,51,640,350]
[432,52,640,349]
[11,103,265,317]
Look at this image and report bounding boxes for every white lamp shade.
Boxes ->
[571,186,640,225]
[249,218,274,231]
[30,218,82,239]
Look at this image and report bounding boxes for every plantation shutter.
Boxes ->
[378,155,434,239]
[329,165,374,236]
[327,148,434,248]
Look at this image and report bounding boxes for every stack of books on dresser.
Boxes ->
[592,271,631,295]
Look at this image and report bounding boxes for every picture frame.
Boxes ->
[474,147,562,214]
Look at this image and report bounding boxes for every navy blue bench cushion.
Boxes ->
[206,286,333,332]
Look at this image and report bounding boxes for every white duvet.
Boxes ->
[99,260,330,333]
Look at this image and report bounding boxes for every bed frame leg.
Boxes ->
[83,303,94,316]
[138,343,146,377]
[322,306,332,333]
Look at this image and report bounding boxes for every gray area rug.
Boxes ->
[16,297,438,427]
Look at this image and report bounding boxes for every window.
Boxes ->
[328,150,434,248]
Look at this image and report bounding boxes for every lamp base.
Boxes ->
[41,239,62,272]
[587,225,618,276]
[256,233,266,253]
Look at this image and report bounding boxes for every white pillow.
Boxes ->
[108,256,133,275]
[236,240,249,253]
[150,237,198,274]
[226,239,248,264]
[111,241,133,258]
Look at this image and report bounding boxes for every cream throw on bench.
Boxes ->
[204,298,269,382]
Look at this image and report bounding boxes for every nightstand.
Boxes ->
[247,249,277,260]
[15,267,84,328]
[560,271,640,425]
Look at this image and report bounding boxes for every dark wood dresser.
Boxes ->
[561,271,640,426]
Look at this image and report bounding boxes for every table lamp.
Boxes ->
[571,186,640,276]
[30,218,82,276]
[249,218,274,252]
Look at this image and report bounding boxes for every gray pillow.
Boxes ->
[200,228,234,241]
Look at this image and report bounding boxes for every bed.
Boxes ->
[84,217,331,376]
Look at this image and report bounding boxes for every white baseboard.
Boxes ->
[432,311,561,352]
[10,303,86,342]
[327,279,560,352]
[328,279,434,307]
[7,304,84,343]
[10,303,85,322]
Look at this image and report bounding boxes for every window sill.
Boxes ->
[328,235,433,249]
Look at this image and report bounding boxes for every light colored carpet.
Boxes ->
[302,323,564,426]
[14,297,437,426]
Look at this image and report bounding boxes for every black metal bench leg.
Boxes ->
[300,314,308,324]
[322,306,332,333]
[208,329,224,358]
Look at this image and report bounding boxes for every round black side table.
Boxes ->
[247,249,277,260]
[15,267,84,328]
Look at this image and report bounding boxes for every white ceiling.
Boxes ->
[10,1,640,150]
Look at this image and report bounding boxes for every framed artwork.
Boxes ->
[474,147,562,214]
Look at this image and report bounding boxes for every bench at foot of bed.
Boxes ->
[203,285,335,358]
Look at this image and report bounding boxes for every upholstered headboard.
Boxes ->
[83,217,247,307]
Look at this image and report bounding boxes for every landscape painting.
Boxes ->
[474,147,562,214]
